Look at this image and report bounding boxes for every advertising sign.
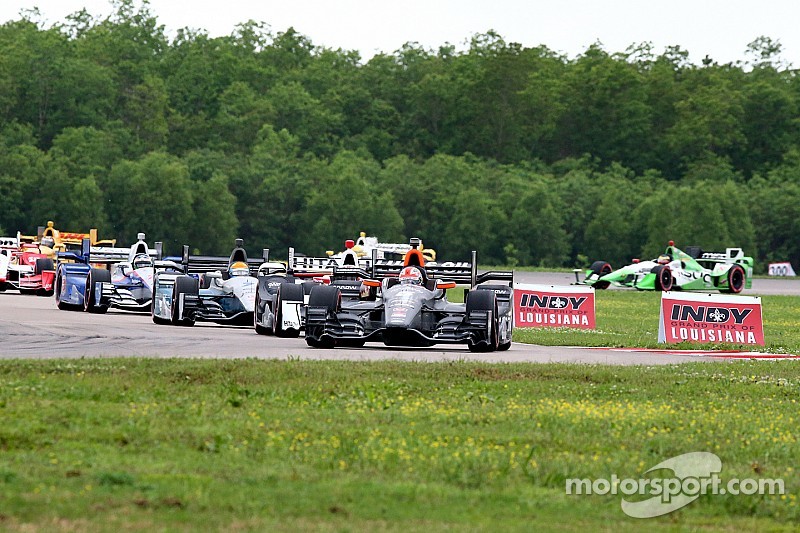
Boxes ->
[514,283,595,329]
[658,292,764,345]
[768,262,796,276]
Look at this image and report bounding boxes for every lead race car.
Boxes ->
[575,241,753,293]
[152,239,265,326]
[304,239,514,352]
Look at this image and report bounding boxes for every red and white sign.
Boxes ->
[513,283,595,329]
[658,292,764,346]
[768,262,796,276]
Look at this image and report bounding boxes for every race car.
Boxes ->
[253,245,373,337]
[326,232,437,262]
[151,239,264,326]
[0,236,56,296]
[304,240,514,352]
[575,241,753,293]
[54,233,163,312]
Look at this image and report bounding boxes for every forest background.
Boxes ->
[1,0,799,271]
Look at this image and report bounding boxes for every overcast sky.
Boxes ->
[1,0,798,66]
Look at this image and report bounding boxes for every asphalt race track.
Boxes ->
[1,272,798,365]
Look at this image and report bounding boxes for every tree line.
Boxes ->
[1,0,798,271]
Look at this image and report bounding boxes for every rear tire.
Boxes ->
[84,268,111,313]
[466,290,499,353]
[722,265,745,294]
[171,276,198,326]
[589,261,612,290]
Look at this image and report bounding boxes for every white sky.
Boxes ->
[1,0,798,66]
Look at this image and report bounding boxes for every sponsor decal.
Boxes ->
[768,262,796,277]
[513,283,595,329]
[658,292,764,345]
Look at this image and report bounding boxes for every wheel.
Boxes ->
[497,341,512,351]
[34,258,55,296]
[723,264,746,294]
[254,290,272,335]
[151,286,171,325]
[466,290,499,353]
[588,260,612,290]
[305,285,341,349]
[653,265,673,291]
[84,268,111,313]
[34,258,54,274]
[273,283,304,338]
[171,276,198,326]
[55,269,73,310]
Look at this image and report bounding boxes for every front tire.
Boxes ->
[305,285,340,348]
[466,290,499,353]
[171,276,198,326]
[254,289,272,335]
[589,261,613,290]
[653,265,673,291]
[274,283,304,338]
[722,265,746,294]
[84,268,111,313]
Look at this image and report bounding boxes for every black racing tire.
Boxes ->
[653,265,673,291]
[84,268,111,313]
[34,258,54,275]
[254,289,272,335]
[723,264,746,294]
[274,283,304,338]
[0,282,7,292]
[588,260,613,290]
[151,282,171,325]
[305,285,341,349]
[55,269,75,311]
[171,276,198,326]
[308,285,341,313]
[466,290,499,353]
[497,340,512,351]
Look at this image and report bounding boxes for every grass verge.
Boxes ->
[0,358,798,531]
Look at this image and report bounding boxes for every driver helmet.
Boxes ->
[133,253,152,270]
[657,254,672,265]
[40,236,55,250]
[229,261,250,277]
[399,266,423,285]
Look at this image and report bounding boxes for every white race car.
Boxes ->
[151,239,264,326]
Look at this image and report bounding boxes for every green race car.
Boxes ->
[575,241,753,293]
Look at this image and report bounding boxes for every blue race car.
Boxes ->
[54,233,171,313]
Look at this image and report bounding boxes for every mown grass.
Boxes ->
[0,358,798,531]
[514,291,800,354]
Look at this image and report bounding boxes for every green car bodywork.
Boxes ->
[575,242,753,293]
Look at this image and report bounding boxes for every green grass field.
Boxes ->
[0,358,798,531]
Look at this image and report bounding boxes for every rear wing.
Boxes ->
[0,236,18,250]
[372,250,512,287]
[57,238,162,266]
[176,243,268,275]
[288,247,372,277]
